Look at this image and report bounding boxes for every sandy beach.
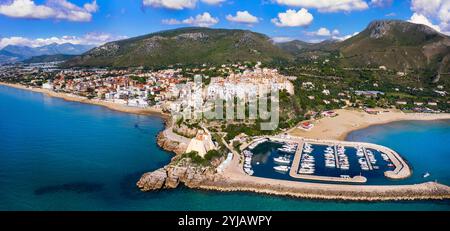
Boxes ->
[0,82,170,119]
[289,109,450,141]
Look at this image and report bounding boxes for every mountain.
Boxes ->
[336,20,450,72]
[23,54,77,63]
[63,27,293,67]
[276,39,339,59]
[0,43,94,64]
[0,49,27,64]
[64,21,449,75]
[276,20,450,75]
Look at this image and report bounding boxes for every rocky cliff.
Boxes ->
[156,132,187,155]
[137,163,220,191]
[137,130,220,191]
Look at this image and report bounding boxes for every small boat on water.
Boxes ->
[299,168,314,174]
[274,165,290,172]
[273,156,291,165]
[423,172,431,178]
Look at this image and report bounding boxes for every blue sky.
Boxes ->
[0,0,448,48]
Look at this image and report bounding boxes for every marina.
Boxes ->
[242,135,411,184]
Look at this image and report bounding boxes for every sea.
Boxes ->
[0,85,449,211]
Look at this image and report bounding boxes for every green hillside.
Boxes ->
[63,27,293,67]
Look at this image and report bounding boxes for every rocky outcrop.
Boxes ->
[172,124,198,138]
[137,128,218,191]
[137,163,220,191]
[136,168,167,191]
[156,132,187,155]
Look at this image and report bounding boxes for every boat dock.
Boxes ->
[244,135,411,182]
[362,147,374,171]
[288,140,367,183]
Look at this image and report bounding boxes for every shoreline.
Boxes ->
[0,82,170,119]
[3,82,450,201]
[288,109,450,141]
[137,130,450,201]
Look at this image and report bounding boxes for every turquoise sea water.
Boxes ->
[0,85,449,211]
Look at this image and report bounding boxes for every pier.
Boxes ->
[243,135,411,183]
[288,140,367,183]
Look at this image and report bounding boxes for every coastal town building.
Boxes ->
[185,130,216,157]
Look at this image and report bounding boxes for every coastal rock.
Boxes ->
[165,166,188,188]
[172,124,198,138]
[136,168,167,191]
[157,132,187,155]
[138,164,219,192]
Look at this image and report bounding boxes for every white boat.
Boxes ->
[274,165,290,172]
[299,168,314,174]
[340,165,350,170]
[423,172,430,178]
[273,156,291,165]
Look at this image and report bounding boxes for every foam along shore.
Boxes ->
[288,108,450,141]
[0,82,169,118]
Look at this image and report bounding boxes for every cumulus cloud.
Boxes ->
[408,13,442,32]
[162,12,219,27]
[370,0,393,7]
[306,27,347,41]
[310,27,332,36]
[275,0,369,12]
[0,33,128,49]
[201,0,225,5]
[271,8,313,27]
[0,0,98,22]
[410,0,450,34]
[142,0,225,10]
[226,11,259,24]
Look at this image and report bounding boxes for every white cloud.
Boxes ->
[142,0,225,10]
[142,0,197,10]
[271,8,313,27]
[0,33,128,49]
[271,36,295,43]
[410,0,450,34]
[83,0,98,13]
[370,0,393,7]
[0,0,98,22]
[226,11,259,24]
[163,12,219,27]
[408,13,442,32]
[275,0,369,13]
[307,27,343,39]
[201,0,225,5]
[332,31,359,41]
[332,29,340,35]
[316,27,331,36]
